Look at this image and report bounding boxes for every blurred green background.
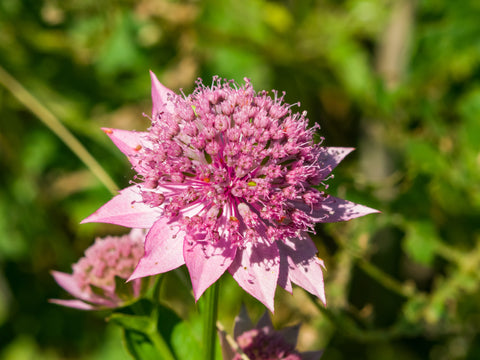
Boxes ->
[1,0,480,359]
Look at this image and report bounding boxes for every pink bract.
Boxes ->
[50,229,147,310]
[82,72,378,311]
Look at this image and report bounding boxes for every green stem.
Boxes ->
[152,274,164,305]
[202,282,219,360]
[0,65,118,195]
[356,258,415,298]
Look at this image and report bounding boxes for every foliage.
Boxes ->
[1,0,480,359]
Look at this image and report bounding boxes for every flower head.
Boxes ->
[83,72,378,311]
[219,305,323,360]
[50,229,147,310]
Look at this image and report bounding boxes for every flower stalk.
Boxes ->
[202,282,220,360]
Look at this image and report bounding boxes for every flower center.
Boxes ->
[137,77,325,247]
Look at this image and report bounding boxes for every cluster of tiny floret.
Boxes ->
[72,232,144,294]
[235,328,301,360]
[136,77,330,247]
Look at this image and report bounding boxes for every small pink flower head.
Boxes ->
[219,306,323,360]
[83,72,379,311]
[50,229,147,310]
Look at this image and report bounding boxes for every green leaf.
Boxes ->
[171,315,204,360]
[406,139,449,175]
[155,304,182,346]
[111,305,181,360]
[403,221,439,266]
[109,313,152,333]
[123,330,163,360]
[170,312,222,360]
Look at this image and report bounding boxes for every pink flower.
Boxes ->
[82,72,378,311]
[219,306,323,360]
[50,229,147,310]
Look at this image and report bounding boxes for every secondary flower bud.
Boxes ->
[50,229,148,310]
[219,306,323,360]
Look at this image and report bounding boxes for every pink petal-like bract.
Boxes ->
[229,242,280,312]
[84,72,378,310]
[184,236,237,300]
[278,235,327,305]
[51,271,88,300]
[232,305,254,339]
[81,186,159,228]
[310,196,378,223]
[49,299,96,310]
[317,147,355,179]
[129,218,186,281]
[150,70,175,115]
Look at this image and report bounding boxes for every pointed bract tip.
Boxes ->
[149,69,159,83]
[79,216,92,224]
[149,70,176,117]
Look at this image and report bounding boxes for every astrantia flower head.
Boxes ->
[83,71,378,311]
[50,229,147,310]
[219,305,323,360]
